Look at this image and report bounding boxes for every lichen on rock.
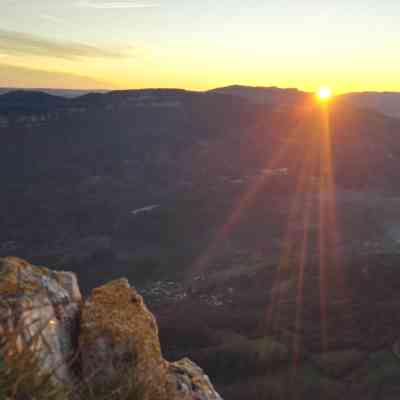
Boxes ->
[169,358,223,400]
[0,257,82,385]
[79,278,174,400]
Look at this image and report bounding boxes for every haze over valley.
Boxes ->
[2,86,400,399]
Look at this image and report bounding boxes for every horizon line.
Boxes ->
[1,85,400,96]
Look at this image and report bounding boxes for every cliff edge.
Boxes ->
[0,256,222,400]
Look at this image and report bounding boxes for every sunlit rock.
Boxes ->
[0,257,223,399]
[170,358,223,400]
[79,278,173,400]
[0,256,81,385]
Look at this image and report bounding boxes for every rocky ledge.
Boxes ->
[0,257,222,400]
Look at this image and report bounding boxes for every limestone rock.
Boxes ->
[0,256,81,385]
[79,278,173,400]
[0,257,223,400]
[170,358,223,400]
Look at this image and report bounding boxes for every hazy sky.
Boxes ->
[1,0,399,92]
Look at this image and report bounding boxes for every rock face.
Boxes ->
[0,257,223,400]
[170,358,223,400]
[0,257,81,385]
[79,278,172,400]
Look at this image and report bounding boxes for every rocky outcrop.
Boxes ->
[79,278,172,400]
[170,358,223,400]
[0,257,81,385]
[0,257,222,400]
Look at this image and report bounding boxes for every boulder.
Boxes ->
[0,256,81,385]
[79,278,173,400]
[170,358,223,400]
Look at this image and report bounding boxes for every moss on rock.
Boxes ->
[0,257,41,296]
[80,278,174,400]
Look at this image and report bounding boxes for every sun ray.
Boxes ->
[316,103,351,352]
[186,104,314,281]
[267,122,318,336]
[187,95,354,362]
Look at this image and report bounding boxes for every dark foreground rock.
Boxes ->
[0,257,222,400]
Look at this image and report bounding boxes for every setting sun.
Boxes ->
[317,86,332,101]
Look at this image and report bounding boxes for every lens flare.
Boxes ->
[317,86,332,101]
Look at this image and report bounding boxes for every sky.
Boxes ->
[0,0,399,93]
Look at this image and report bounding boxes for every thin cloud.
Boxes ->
[0,63,114,90]
[77,0,158,9]
[0,29,127,60]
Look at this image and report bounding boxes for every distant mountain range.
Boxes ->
[210,85,400,118]
[0,88,108,98]
[208,85,311,107]
[338,91,400,118]
[1,85,400,118]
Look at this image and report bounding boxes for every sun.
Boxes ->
[317,86,332,102]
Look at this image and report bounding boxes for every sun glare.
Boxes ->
[317,86,332,102]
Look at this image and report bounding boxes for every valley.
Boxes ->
[2,88,400,399]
